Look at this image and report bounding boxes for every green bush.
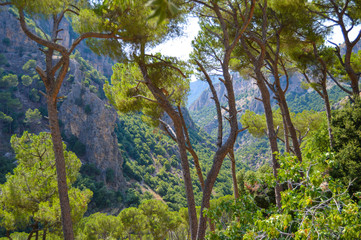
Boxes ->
[73,140,86,157]
[106,168,115,183]
[84,104,92,115]
[0,54,7,66]
[2,38,10,46]
[29,88,40,102]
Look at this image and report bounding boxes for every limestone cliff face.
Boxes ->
[189,72,304,134]
[59,61,125,189]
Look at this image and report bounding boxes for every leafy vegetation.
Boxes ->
[1,0,361,239]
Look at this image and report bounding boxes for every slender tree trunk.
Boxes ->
[256,73,282,209]
[344,48,360,95]
[173,119,198,240]
[42,228,47,240]
[197,153,230,239]
[47,97,74,240]
[138,61,198,240]
[279,105,292,190]
[322,83,334,149]
[277,90,302,163]
[229,149,239,200]
[279,103,290,153]
[197,72,238,239]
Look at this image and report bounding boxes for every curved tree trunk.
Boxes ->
[138,61,198,240]
[196,70,239,240]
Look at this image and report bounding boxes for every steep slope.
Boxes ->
[0,7,237,213]
[188,71,347,169]
[0,7,124,190]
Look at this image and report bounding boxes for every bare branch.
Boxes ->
[326,70,352,95]
[195,60,223,148]
[18,8,67,55]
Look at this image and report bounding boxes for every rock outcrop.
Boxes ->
[59,60,125,189]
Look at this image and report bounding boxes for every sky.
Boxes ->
[150,17,200,61]
[154,18,361,59]
[152,18,361,82]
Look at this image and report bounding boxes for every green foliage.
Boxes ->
[118,207,145,238]
[24,108,41,125]
[124,188,141,207]
[73,140,86,157]
[75,163,122,210]
[0,91,22,113]
[146,0,179,24]
[21,75,32,86]
[0,132,92,235]
[84,104,92,115]
[206,146,361,239]
[241,109,323,145]
[0,74,18,88]
[29,88,40,102]
[0,156,15,184]
[139,199,181,240]
[0,54,8,66]
[0,111,13,123]
[67,74,75,83]
[77,212,123,240]
[331,98,361,194]
[1,38,10,46]
[22,59,36,75]
[286,85,347,113]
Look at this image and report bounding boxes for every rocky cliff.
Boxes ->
[188,72,305,135]
[0,7,125,190]
[59,60,125,189]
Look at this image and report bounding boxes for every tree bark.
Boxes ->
[173,119,198,240]
[229,148,239,200]
[47,97,74,240]
[276,88,302,162]
[322,82,334,149]
[196,68,239,240]
[138,61,198,240]
[256,76,282,209]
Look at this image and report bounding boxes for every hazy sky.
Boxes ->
[150,17,200,60]
[153,18,361,61]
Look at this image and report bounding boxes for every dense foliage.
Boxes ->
[1,0,361,239]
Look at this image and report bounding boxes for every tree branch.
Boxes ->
[18,8,67,55]
[195,60,223,148]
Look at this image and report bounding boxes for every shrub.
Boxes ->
[73,140,86,157]
[84,104,92,115]
[2,38,10,46]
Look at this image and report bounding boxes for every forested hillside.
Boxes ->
[0,0,361,239]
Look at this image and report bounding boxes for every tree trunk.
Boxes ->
[196,153,229,239]
[256,74,282,209]
[229,149,239,200]
[173,119,198,240]
[279,103,290,153]
[42,228,47,240]
[138,61,198,240]
[322,83,334,149]
[344,47,360,95]
[47,97,74,240]
[273,75,303,163]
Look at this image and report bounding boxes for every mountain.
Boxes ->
[187,70,347,169]
[0,6,226,212]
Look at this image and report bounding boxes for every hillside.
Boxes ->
[188,71,348,169]
[0,6,236,214]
